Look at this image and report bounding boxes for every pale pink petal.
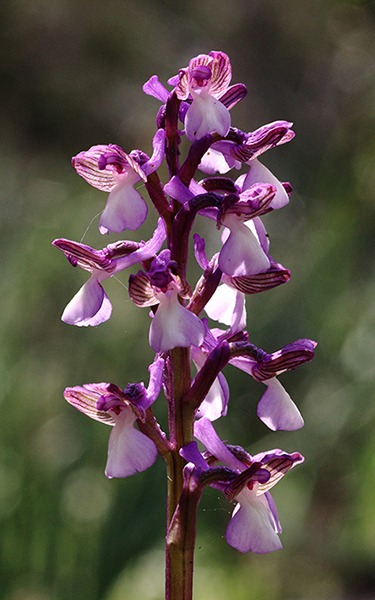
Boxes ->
[191,348,229,421]
[61,275,112,327]
[219,215,271,276]
[149,286,205,352]
[105,409,158,478]
[225,488,282,553]
[205,284,246,331]
[198,147,234,174]
[243,159,289,209]
[257,377,304,431]
[99,178,148,234]
[185,93,231,141]
[195,372,229,421]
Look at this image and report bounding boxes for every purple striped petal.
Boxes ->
[219,83,247,109]
[64,383,115,425]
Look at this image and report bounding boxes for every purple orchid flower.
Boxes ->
[72,129,165,234]
[230,338,317,430]
[173,51,243,141]
[199,120,294,177]
[181,417,304,553]
[217,183,276,278]
[143,51,246,143]
[128,249,206,352]
[64,357,164,478]
[53,218,166,326]
[196,322,315,430]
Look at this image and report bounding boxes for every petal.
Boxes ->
[219,215,271,277]
[52,238,112,272]
[142,356,165,408]
[99,180,148,234]
[142,75,170,103]
[64,383,115,425]
[105,409,158,478]
[224,264,291,295]
[194,417,244,471]
[199,146,234,175]
[253,450,304,494]
[207,51,232,97]
[193,234,210,270]
[180,441,208,470]
[164,175,195,204]
[175,52,229,99]
[191,347,229,421]
[225,488,282,553]
[61,276,112,327]
[195,372,229,421]
[205,284,246,331]
[242,159,289,210]
[72,144,129,191]
[244,120,295,160]
[257,377,304,431]
[218,83,247,109]
[252,338,316,381]
[185,93,231,141]
[149,287,205,352]
[112,217,167,275]
[142,129,166,176]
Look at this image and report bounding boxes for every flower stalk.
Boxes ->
[54,50,316,599]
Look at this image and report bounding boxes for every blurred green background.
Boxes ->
[1,0,375,598]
